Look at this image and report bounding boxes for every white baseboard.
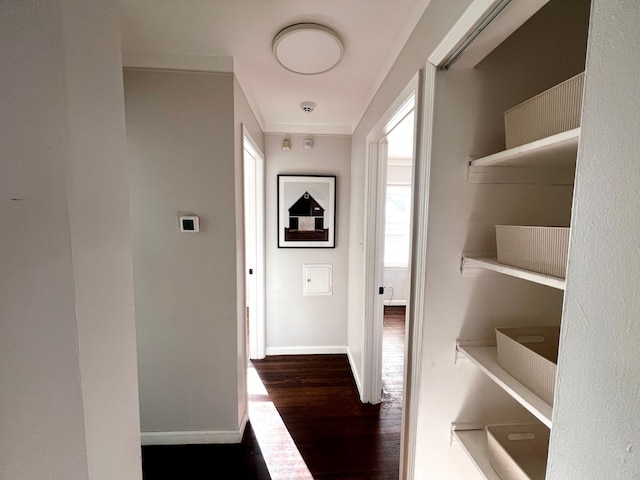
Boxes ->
[384,299,407,306]
[347,347,364,401]
[265,345,348,356]
[142,416,247,446]
[238,409,248,438]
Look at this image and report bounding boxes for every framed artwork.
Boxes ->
[277,175,336,248]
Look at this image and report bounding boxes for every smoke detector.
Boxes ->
[301,101,316,113]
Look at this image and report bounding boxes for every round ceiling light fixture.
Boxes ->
[272,23,344,75]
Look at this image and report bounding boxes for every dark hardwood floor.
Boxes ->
[142,306,405,479]
[142,423,271,479]
[252,305,406,479]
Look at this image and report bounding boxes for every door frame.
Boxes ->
[243,125,266,360]
[361,68,433,480]
[362,74,418,405]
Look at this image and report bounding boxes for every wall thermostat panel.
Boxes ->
[179,215,200,233]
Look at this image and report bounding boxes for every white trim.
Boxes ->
[428,0,550,69]
[122,51,234,73]
[238,408,249,438]
[428,0,504,66]
[385,300,408,307]
[265,346,348,356]
[142,427,245,446]
[363,75,419,407]
[347,347,364,399]
[400,64,435,480]
[243,126,267,360]
[450,0,549,69]
[384,266,410,271]
[363,138,388,405]
[264,122,353,136]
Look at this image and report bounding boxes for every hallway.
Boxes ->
[142,307,405,479]
[251,306,405,479]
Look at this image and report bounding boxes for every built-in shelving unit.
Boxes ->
[446,1,590,477]
[467,128,580,185]
[451,427,501,480]
[461,256,566,290]
[456,342,553,427]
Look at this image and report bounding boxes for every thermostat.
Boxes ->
[179,215,200,233]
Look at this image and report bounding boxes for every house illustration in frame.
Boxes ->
[285,191,329,241]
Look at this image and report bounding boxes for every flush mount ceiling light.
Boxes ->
[273,23,344,75]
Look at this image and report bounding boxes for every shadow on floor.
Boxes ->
[141,422,270,480]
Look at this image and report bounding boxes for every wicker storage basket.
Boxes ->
[486,423,549,480]
[496,226,569,279]
[505,72,584,148]
[496,326,560,405]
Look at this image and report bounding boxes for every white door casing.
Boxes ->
[243,126,266,360]
[363,77,418,405]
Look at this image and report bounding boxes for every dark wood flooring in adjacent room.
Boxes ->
[142,306,405,479]
[252,305,406,480]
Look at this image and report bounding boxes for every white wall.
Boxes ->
[548,0,640,477]
[233,78,265,428]
[383,268,409,306]
[347,0,473,404]
[125,70,243,439]
[265,134,351,355]
[1,1,141,479]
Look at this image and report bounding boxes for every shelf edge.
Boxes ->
[470,128,580,168]
[456,343,553,428]
[467,165,575,185]
[461,256,566,290]
[451,428,501,480]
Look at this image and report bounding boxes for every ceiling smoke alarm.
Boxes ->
[301,101,316,113]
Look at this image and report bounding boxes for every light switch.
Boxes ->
[179,215,200,232]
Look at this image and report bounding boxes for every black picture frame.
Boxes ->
[277,174,336,248]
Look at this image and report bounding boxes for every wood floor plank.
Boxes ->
[142,307,405,479]
[252,307,405,479]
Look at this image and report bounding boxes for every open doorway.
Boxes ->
[243,126,266,360]
[381,111,414,407]
[363,77,417,406]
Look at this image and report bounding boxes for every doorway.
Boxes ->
[243,126,266,360]
[363,77,417,406]
[381,110,415,411]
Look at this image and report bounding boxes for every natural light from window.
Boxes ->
[384,184,412,267]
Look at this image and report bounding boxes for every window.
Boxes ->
[384,184,412,267]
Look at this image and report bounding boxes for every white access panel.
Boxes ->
[303,264,333,296]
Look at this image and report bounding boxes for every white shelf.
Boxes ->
[470,128,580,168]
[456,343,553,428]
[451,427,501,480]
[467,129,579,184]
[461,256,566,290]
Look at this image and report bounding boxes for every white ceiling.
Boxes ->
[120,0,430,135]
